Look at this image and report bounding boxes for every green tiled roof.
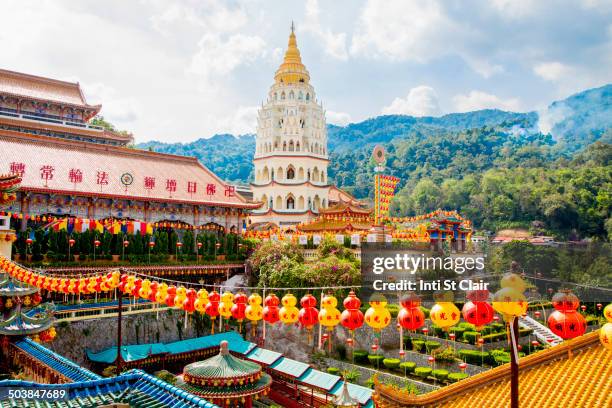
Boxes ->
[298,368,341,391]
[269,357,310,377]
[246,347,283,365]
[184,352,261,380]
[87,331,256,364]
[176,373,272,398]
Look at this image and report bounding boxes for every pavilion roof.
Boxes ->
[319,200,372,215]
[0,369,219,408]
[328,185,365,206]
[0,69,100,111]
[14,337,101,382]
[269,356,311,378]
[0,274,39,296]
[297,218,373,232]
[0,309,53,336]
[0,133,258,208]
[374,331,610,407]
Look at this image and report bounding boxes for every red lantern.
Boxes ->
[427,356,435,364]
[176,242,183,248]
[548,310,586,339]
[398,305,425,331]
[231,292,248,323]
[346,338,354,346]
[197,242,203,249]
[183,289,197,313]
[206,291,220,319]
[165,286,177,307]
[340,291,364,332]
[69,239,76,247]
[580,305,587,312]
[531,340,539,347]
[131,279,142,298]
[26,238,32,245]
[596,303,603,311]
[263,293,280,324]
[449,333,456,341]
[148,241,155,248]
[552,291,580,312]
[477,338,485,346]
[371,344,379,352]
[493,315,500,322]
[399,350,406,358]
[462,301,494,330]
[458,362,467,371]
[123,240,129,248]
[94,240,101,247]
[534,311,541,318]
[298,294,319,331]
[148,281,159,302]
[422,327,429,335]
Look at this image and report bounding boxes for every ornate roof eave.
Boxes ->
[250,180,331,188]
[0,90,102,114]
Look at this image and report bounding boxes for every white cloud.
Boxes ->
[381,86,441,117]
[537,103,573,135]
[83,82,141,123]
[453,91,521,112]
[149,1,248,35]
[326,110,352,126]
[215,106,259,135]
[188,33,267,79]
[533,61,571,81]
[490,0,538,18]
[302,0,348,60]
[351,0,453,62]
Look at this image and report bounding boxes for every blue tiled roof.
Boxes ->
[330,380,374,405]
[269,356,311,377]
[298,367,341,391]
[0,369,219,407]
[246,346,283,365]
[87,331,256,364]
[14,337,101,382]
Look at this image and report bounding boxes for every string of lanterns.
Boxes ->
[1,257,610,349]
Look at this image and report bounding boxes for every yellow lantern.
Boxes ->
[219,291,234,320]
[194,289,209,313]
[87,277,97,293]
[430,302,461,330]
[106,271,120,290]
[139,279,152,299]
[364,294,391,331]
[155,283,168,304]
[174,286,187,308]
[604,303,612,323]
[279,293,299,325]
[124,276,136,294]
[245,293,263,321]
[318,294,341,330]
[600,323,612,351]
[492,287,528,318]
[492,273,528,320]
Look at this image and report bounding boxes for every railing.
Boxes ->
[53,299,171,322]
[0,108,106,132]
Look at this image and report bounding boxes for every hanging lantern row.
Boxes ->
[1,257,606,345]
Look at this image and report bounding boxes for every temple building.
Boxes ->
[0,69,259,233]
[250,24,333,228]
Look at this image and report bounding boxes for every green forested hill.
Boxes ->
[136,85,611,238]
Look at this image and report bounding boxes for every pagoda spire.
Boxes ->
[274,22,310,84]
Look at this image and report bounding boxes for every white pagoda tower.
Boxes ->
[250,24,329,228]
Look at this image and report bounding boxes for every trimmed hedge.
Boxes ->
[414,367,432,379]
[449,327,466,340]
[458,349,490,364]
[368,355,386,365]
[383,358,401,370]
[464,331,480,344]
[399,362,416,373]
[425,340,441,352]
[412,339,425,352]
[327,367,340,375]
[353,350,368,364]
[432,369,449,381]
[448,372,469,382]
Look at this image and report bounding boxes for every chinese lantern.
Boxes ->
[131,278,143,298]
[318,294,340,351]
[219,291,235,321]
[194,289,209,313]
[600,323,612,351]
[174,286,188,309]
[245,293,263,337]
[123,276,135,295]
[155,283,168,304]
[263,293,280,325]
[183,288,197,313]
[603,304,612,323]
[231,292,247,331]
[299,294,319,341]
[364,293,391,332]
[205,291,220,334]
[430,301,461,331]
[462,290,494,331]
[165,286,177,307]
[279,293,299,325]
[147,281,158,302]
[492,273,528,320]
[547,291,586,340]
[340,291,364,334]
[397,293,425,331]
[67,278,77,295]
[31,292,42,306]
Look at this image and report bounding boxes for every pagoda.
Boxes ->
[297,201,374,234]
[175,340,272,407]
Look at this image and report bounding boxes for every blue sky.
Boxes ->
[2,0,611,142]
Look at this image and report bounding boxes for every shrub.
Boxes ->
[414,367,432,379]
[383,358,401,370]
[425,340,441,352]
[458,349,490,365]
[448,372,469,382]
[463,331,480,344]
[449,327,466,340]
[433,347,457,363]
[491,322,505,332]
[432,369,449,381]
[353,350,368,364]
[399,362,416,373]
[327,367,340,375]
[387,304,400,318]
[342,369,360,384]
[412,340,425,352]
[457,322,476,331]
[368,355,385,366]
